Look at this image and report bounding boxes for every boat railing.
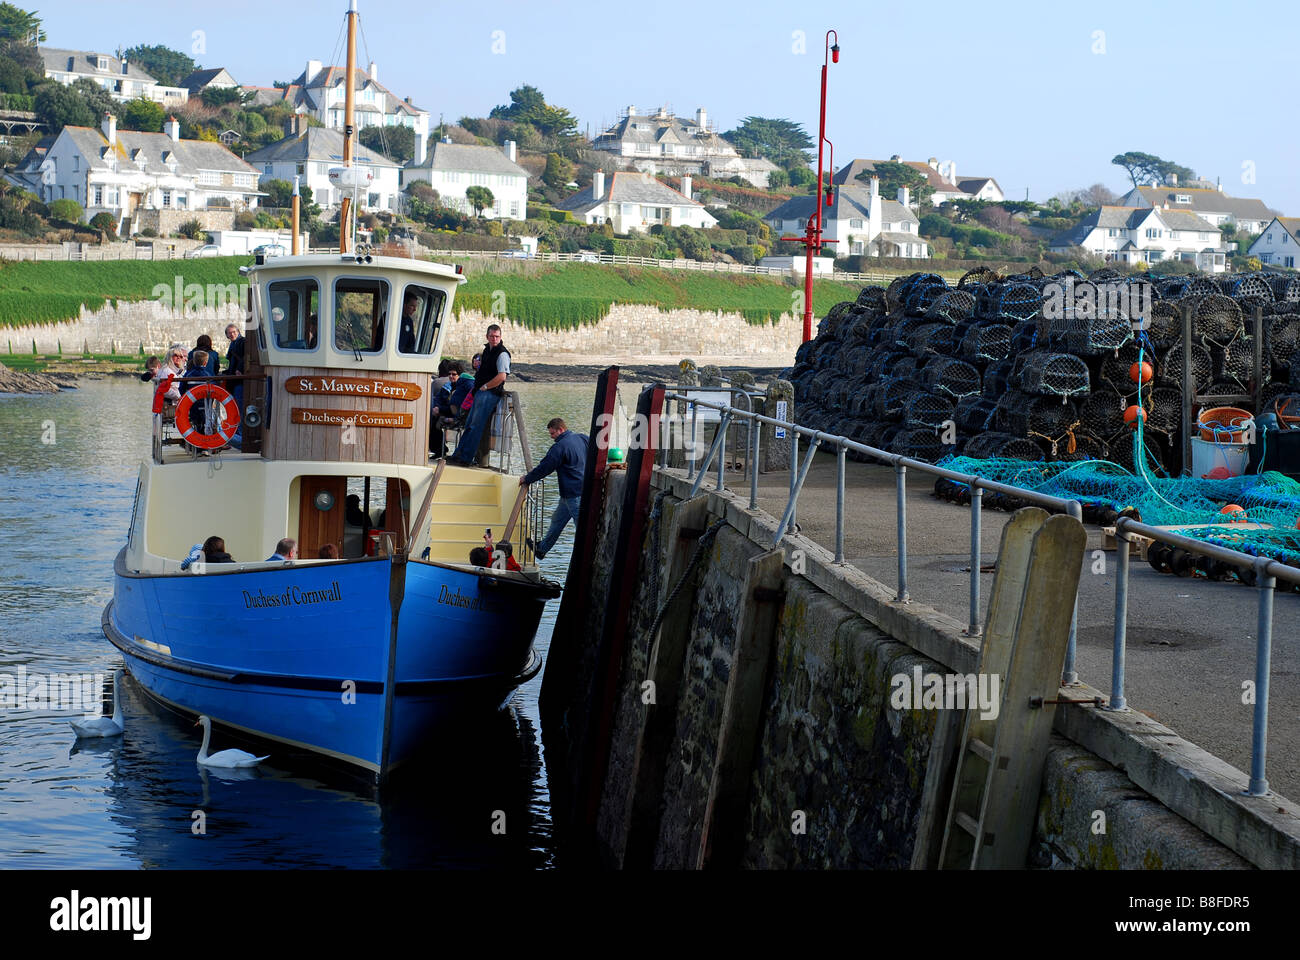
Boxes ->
[151,373,265,463]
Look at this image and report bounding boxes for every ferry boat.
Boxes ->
[102,0,561,782]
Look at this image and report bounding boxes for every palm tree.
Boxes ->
[465,185,494,218]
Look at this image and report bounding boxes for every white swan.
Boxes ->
[69,669,125,738]
[195,715,268,768]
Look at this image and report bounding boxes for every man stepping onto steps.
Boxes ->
[448,324,509,466]
[519,418,589,560]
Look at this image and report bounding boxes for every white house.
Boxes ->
[592,106,778,187]
[833,157,1004,208]
[1117,182,1277,235]
[764,178,930,259]
[244,125,402,212]
[1249,218,1300,269]
[180,68,240,97]
[284,60,431,165]
[30,113,261,234]
[1049,205,1228,272]
[557,171,717,232]
[401,140,530,220]
[38,47,187,106]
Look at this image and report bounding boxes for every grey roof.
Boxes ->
[558,172,705,213]
[244,127,399,168]
[181,67,236,93]
[405,142,528,177]
[59,126,260,176]
[764,185,917,225]
[594,112,736,155]
[289,65,426,114]
[877,231,927,245]
[40,47,157,83]
[1125,185,1277,221]
[1158,209,1221,233]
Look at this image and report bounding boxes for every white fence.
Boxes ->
[0,243,194,262]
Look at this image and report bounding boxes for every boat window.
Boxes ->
[334,277,391,354]
[396,284,446,356]
[267,279,321,351]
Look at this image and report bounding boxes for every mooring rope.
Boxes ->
[646,516,729,642]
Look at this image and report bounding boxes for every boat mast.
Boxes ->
[339,0,358,254]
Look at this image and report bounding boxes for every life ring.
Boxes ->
[176,383,241,449]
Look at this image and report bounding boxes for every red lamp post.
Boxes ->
[781,30,839,344]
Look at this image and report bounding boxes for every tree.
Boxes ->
[767,168,789,189]
[358,124,414,162]
[0,3,44,45]
[33,83,96,131]
[721,117,814,169]
[49,198,82,223]
[1076,183,1118,207]
[1111,151,1196,189]
[201,86,248,109]
[177,218,205,239]
[542,152,573,189]
[861,160,933,208]
[121,97,164,132]
[490,84,544,121]
[465,185,494,217]
[123,45,195,88]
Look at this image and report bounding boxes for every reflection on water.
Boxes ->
[0,377,597,869]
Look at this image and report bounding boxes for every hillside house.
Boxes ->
[764,178,930,259]
[38,47,187,106]
[557,171,717,231]
[1049,205,1228,272]
[401,140,530,220]
[1249,218,1300,268]
[245,125,401,211]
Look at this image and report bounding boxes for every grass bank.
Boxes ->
[0,257,245,328]
[0,257,866,330]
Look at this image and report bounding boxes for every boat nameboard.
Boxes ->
[291,408,414,429]
[285,376,423,401]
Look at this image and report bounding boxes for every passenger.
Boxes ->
[429,361,464,458]
[305,314,319,349]
[188,335,221,376]
[182,350,213,433]
[154,344,188,405]
[139,355,161,383]
[496,539,523,573]
[468,546,490,567]
[318,543,340,560]
[398,292,419,353]
[267,537,298,562]
[520,417,590,560]
[202,536,234,563]
[345,494,371,529]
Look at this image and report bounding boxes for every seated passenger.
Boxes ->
[496,539,523,572]
[305,314,318,349]
[202,536,234,563]
[188,335,221,376]
[468,546,490,567]
[182,350,213,433]
[318,543,340,559]
[345,494,370,529]
[267,537,298,562]
[139,356,161,383]
[154,344,188,406]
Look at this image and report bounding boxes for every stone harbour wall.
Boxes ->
[545,466,1284,869]
[3,298,244,356]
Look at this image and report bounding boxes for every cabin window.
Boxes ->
[333,277,391,353]
[396,284,447,356]
[267,278,321,351]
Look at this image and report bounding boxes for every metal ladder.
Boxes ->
[938,507,1086,869]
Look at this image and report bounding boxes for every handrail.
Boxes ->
[657,387,1293,798]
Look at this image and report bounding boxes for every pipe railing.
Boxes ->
[659,389,1288,797]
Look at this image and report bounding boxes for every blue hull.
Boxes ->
[105,550,556,777]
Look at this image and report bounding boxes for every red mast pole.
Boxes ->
[785,31,838,344]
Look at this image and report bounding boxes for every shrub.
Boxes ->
[88,212,117,235]
[49,198,83,223]
[139,227,158,238]
[177,219,205,239]
[234,212,257,230]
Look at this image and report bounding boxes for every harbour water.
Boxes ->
[0,376,602,869]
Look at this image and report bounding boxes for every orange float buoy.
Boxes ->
[1123,405,1145,427]
[1129,361,1153,384]
[1221,504,1246,521]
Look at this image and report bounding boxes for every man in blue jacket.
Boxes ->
[519,418,589,560]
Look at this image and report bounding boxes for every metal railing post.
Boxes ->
[717,411,729,493]
[834,442,846,564]
[1109,527,1130,711]
[772,435,821,547]
[1248,566,1276,796]
[687,401,699,480]
[788,431,799,533]
[1062,500,1082,684]
[895,463,909,603]
[749,410,759,510]
[966,484,982,636]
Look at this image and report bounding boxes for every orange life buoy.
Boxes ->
[176,383,241,450]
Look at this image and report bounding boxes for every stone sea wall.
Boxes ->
[2,298,244,356]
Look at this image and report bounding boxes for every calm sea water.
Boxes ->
[0,377,600,869]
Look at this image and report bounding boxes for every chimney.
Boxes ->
[681,175,692,200]
[869,177,882,239]
[890,154,901,162]
[1217,176,1223,193]
[869,175,879,200]
[945,160,957,185]
[102,111,116,145]
[164,116,180,142]
[368,61,377,82]
[306,59,322,83]
[121,59,129,75]
[593,170,605,201]
[927,157,939,169]
[503,139,516,163]
[695,107,706,131]
[626,105,637,117]
[898,186,910,208]
[1169,173,1178,186]
[414,131,426,166]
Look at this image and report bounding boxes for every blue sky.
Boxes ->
[32,0,1300,215]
